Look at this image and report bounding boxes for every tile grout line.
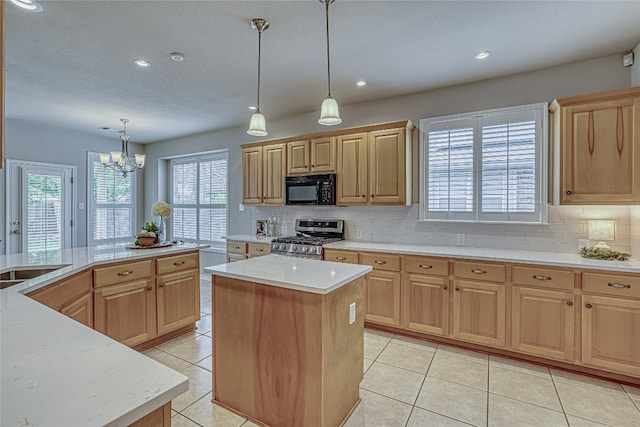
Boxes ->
[403,343,438,427]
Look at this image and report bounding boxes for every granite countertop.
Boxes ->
[324,241,640,274]
[205,254,372,294]
[0,243,208,426]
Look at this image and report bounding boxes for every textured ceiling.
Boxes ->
[4,0,640,143]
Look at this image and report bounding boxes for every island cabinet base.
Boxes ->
[212,275,365,427]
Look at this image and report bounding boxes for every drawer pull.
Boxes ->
[117,270,133,276]
[159,283,165,288]
[585,303,592,309]
[532,275,551,281]
[256,248,264,252]
[233,245,240,250]
[419,264,433,269]
[608,282,631,289]
[336,256,347,261]
[374,260,387,265]
[173,261,186,266]
[147,286,153,291]
[566,301,573,306]
[471,269,487,274]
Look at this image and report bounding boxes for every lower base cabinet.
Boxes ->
[582,294,640,377]
[60,292,94,327]
[452,280,506,348]
[94,278,157,347]
[511,286,575,361]
[157,269,200,335]
[364,270,401,326]
[404,273,449,336]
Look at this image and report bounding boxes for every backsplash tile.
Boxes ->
[252,204,638,256]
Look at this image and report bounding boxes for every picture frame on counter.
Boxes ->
[256,219,267,238]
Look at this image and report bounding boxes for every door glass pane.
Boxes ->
[26,172,62,252]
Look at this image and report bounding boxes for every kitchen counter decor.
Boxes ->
[579,245,631,261]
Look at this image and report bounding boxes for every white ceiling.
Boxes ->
[5,0,640,143]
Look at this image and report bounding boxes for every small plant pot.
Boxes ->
[138,236,156,246]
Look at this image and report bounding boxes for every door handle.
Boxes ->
[12,230,21,235]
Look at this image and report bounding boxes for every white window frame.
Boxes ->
[419,103,548,224]
[87,152,137,247]
[169,150,228,251]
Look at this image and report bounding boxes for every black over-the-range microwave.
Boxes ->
[285,173,336,205]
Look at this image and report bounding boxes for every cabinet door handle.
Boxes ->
[585,303,592,309]
[566,301,573,306]
[173,261,186,266]
[608,282,631,289]
[371,194,375,198]
[532,275,551,281]
[336,256,347,260]
[419,264,433,269]
[361,195,366,198]
[566,190,572,195]
[311,164,315,168]
[118,270,133,276]
[374,260,386,265]
[455,287,460,291]
[443,285,448,290]
[471,269,487,274]
[147,286,153,291]
[159,283,165,288]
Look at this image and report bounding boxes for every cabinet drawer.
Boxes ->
[360,252,401,272]
[227,254,247,263]
[157,252,199,275]
[248,243,270,257]
[454,261,505,283]
[324,249,358,264]
[404,256,449,276]
[582,272,640,299]
[93,260,153,288]
[512,266,575,290]
[227,241,247,255]
[28,270,92,311]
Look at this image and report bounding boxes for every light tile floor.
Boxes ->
[141,276,640,427]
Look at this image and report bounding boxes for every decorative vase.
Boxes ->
[158,216,169,243]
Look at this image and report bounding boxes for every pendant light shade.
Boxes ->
[318,0,341,126]
[247,18,269,136]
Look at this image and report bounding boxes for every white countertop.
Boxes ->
[205,254,372,294]
[225,234,274,244]
[1,243,207,427]
[324,241,640,274]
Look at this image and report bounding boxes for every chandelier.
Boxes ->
[99,119,145,177]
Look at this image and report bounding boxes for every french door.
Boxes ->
[5,160,75,254]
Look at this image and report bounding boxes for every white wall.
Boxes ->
[1,119,146,250]
[632,41,640,87]
[144,53,634,255]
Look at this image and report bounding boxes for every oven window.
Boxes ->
[288,185,317,202]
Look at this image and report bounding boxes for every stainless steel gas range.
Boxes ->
[270,219,344,260]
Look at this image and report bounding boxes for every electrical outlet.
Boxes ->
[349,302,356,325]
[238,204,245,212]
[356,229,363,239]
[456,234,466,246]
[578,239,590,250]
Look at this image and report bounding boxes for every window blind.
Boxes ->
[26,172,63,252]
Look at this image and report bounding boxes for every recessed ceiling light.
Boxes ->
[356,80,367,87]
[248,105,257,110]
[170,52,185,62]
[474,51,491,60]
[134,59,151,68]
[9,0,43,12]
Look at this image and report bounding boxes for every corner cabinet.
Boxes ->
[550,87,640,204]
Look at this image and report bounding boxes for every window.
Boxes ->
[171,151,228,250]
[87,152,136,247]
[420,103,547,223]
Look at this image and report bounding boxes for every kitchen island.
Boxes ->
[206,255,372,427]
[0,243,206,427]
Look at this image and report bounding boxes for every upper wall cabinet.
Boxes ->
[550,87,640,204]
[287,137,336,175]
[241,120,414,206]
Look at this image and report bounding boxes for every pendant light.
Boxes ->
[247,18,269,136]
[318,0,342,126]
[99,119,145,177]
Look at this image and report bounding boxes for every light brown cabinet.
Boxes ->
[550,87,640,204]
[286,137,336,175]
[336,126,412,205]
[360,252,401,326]
[511,286,574,361]
[156,253,200,335]
[27,270,94,328]
[324,249,359,264]
[226,239,270,262]
[248,242,270,258]
[242,144,286,205]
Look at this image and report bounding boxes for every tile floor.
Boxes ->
[141,276,640,427]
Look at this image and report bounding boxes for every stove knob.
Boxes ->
[279,244,287,250]
[309,247,316,254]
[302,246,308,253]
[291,245,297,252]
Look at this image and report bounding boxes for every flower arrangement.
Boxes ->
[136,222,159,246]
[152,201,172,217]
[579,246,631,261]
